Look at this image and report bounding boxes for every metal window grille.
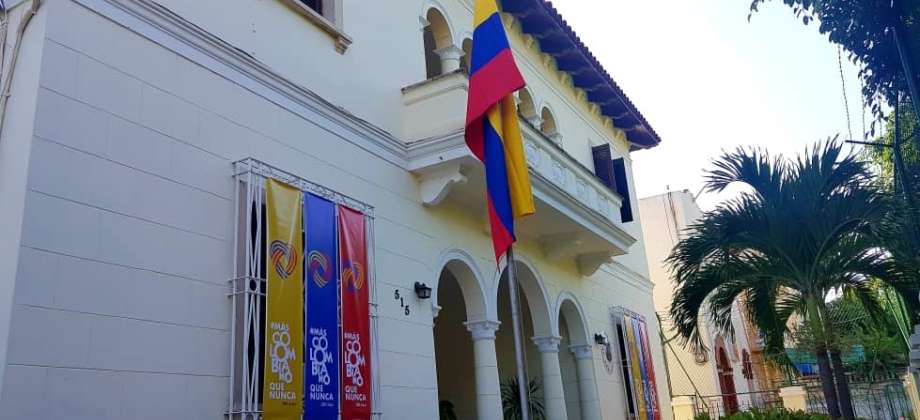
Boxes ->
[227,158,381,420]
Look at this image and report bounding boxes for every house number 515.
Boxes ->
[394,289,410,316]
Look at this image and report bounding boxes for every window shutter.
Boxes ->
[300,0,322,13]
[612,158,633,223]
[591,144,616,190]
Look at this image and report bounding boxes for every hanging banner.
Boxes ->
[625,314,647,420]
[304,194,340,419]
[263,179,304,420]
[338,206,371,420]
[632,317,653,420]
[638,319,661,420]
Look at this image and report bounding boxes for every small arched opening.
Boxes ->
[423,8,454,78]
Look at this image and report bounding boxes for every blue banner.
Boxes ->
[304,194,340,419]
[632,317,653,420]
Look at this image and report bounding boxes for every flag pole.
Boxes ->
[505,245,531,420]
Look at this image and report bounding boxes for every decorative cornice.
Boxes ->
[465,319,501,341]
[417,162,468,207]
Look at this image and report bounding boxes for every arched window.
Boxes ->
[461,38,472,73]
[423,9,454,78]
[540,106,562,146]
[518,88,537,120]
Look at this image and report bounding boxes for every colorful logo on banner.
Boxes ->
[342,260,365,293]
[639,319,662,420]
[270,240,298,279]
[308,251,333,288]
[263,179,304,420]
[633,317,654,420]
[304,194,341,420]
[338,206,371,420]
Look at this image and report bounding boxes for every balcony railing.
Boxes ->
[402,73,636,276]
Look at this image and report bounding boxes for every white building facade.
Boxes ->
[0,0,670,419]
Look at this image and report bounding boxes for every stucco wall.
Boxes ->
[0,1,667,419]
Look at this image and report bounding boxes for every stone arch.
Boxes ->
[422,5,456,78]
[555,291,591,346]
[433,249,491,321]
[540,103,559,136]
[517,87,537,119]
[491,253,553,336]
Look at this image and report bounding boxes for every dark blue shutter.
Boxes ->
[612,158,633,223]
[592,144,616,190]
[301,0,322,13]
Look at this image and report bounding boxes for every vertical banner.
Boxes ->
[304,194,340,419]
[632,317,653,420]
[638,319,661,420]
[338,206,371,420]
[263,179,304,420]
[625,314,647,420]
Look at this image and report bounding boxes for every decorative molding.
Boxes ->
[431,304,442,320]
[417,162,468,206]
[577,252,614,277]
[419,15,431,31]
[540,234,582,261]
[532,335,563,353]
[434,44,465,60]
[524,139,540,167]
[278,0,352,53]
[548,132,563,147]
[525,114,545,130]
[551,159,566,186]
[570,344,593,360]
[465,319,501,341]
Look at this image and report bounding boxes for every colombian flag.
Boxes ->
[465,0,535,263]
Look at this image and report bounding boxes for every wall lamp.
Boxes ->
[414,282,432,300]
[594,332,609,346]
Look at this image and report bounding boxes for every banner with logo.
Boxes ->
[263,179,304,420]
[625,314,647,420]
[338,206,371,420]
[632,317,652,420]
[638,319,661,420]
[304,193,340,419]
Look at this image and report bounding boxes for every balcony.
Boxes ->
[402,74,637,276]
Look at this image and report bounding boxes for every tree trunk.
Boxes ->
[808,297,840,419]
[816,347,842,419]
[830,348,855,420]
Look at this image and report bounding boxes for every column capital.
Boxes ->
[465,319,501,341]
[570,345,593,360]
[434,44,465,60]
[532,335,563,353]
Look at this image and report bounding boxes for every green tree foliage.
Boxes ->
[748,0,920,126]
[666,140,911,419]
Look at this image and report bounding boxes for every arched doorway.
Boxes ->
[493,258,557,419]
[433,253,490,420]
[558,295,594,420]
[716,345,739,416]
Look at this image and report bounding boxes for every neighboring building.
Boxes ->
[0,0,670,419]
[639,190,780,416]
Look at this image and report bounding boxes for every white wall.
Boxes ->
[0,1,48,408]
[0,1,667,419]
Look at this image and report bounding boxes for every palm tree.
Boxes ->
[666,140,905,420]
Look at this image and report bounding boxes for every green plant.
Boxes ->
[439,400,458,420]
[500,377,545,420]
[694,407,832,420]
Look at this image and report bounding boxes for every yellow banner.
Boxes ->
[625,314,647,420]
[263,179,304,420]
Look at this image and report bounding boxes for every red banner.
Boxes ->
[338,206,371,420]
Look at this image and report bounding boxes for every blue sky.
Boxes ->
[549,0,867,211]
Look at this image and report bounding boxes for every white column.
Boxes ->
[571,345,602,420]
[435,44,465,73]
[465,320,504,420]
[532,336,569,420]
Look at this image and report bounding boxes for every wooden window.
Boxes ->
[612,158,633,223]
[300,0,322,14]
